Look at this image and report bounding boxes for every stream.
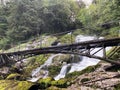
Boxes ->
[28,35,111,82]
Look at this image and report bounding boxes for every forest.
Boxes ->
[0,0,119,49]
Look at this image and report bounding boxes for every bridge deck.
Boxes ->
[0,37,119,66]
[1,37,119,56]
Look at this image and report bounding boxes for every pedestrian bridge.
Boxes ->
[0,37,120,67]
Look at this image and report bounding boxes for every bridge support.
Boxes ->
[0,37,119,66]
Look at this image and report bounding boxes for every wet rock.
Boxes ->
[0,67,9,74]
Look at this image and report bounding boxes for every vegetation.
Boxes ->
[38,77,53,89]
[48,65,61,77]
[66,64,100,81]
[0,0,119,89]
[37,77,69,89]
[0,0,119,50]
[0,0,79,50]
[51,79,68,88]
[58,34,75,44]
[114,83,120,90]
[77,0,120,37]
[6,73,21,80]
[81,78,90,83]
[0,80,33,90]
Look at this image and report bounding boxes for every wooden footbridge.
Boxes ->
[0,37,120,66]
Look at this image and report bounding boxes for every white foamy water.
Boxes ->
[54,64,71,80]
[28,54,62,82]
[54,35,111,80]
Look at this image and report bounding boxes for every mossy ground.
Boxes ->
[0,80,33,90]
[37,77,69,89]
[6,73,21,80]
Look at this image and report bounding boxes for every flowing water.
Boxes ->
[54,63,71,80]
[28,54,62,82]
[54,35,111,80]
[28,35,111,81]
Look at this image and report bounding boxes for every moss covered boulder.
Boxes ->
[52,54,71,66]
[6,73,21,80]
[51,79,69,88]
[38,77,53,89]
[0,80,33,90]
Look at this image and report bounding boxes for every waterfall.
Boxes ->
[54,35,111,80]
[54,63,71,80]
[28,35,112,82]
[28,54,62,82]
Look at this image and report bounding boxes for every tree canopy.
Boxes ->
[0,0,119,49]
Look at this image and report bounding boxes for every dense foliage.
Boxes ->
[0,0,80,49]
[0,0,119,49]
[77,0,120,36]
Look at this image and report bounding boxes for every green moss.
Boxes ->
[6,73,21,80]
[15,81,32,90]
[38,77,53,83]
[51,79,69,88]
[38,77,53,89]
[66,64,100,81]
[48,65,61,77]
[58,34,75,44]
[114,83,120,90]
[42,36,57,47]
[48,54,73,77]
[5,35,57,53]
[0,80,33,90]
[37,78,70,89]
[22,54,49,77]
[107,47,120,60]
[35,54,49,65]
[81,78,90,83]
[52,54,71,65]
[73,29,85,36]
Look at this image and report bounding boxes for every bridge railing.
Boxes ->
[0,30,76,54]
[0,26,120,54]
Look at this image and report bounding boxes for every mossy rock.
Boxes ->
[38,77,53,83]
[0,80,33,90]
[22,54,49,77]
[48,65,61,77]
[6,73,21,80]
[38,78,69,89]
[51,79,68,88]
[52,54,71,65]
[66,64,100,81]
[38,77,53,89]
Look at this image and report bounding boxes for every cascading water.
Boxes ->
[28,54,62,82]
[54,63,71,80]
[54,35,111,80]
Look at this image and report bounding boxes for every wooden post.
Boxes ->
[71,32,72,44]
[103,45,106,59]
[88,48,90,55]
